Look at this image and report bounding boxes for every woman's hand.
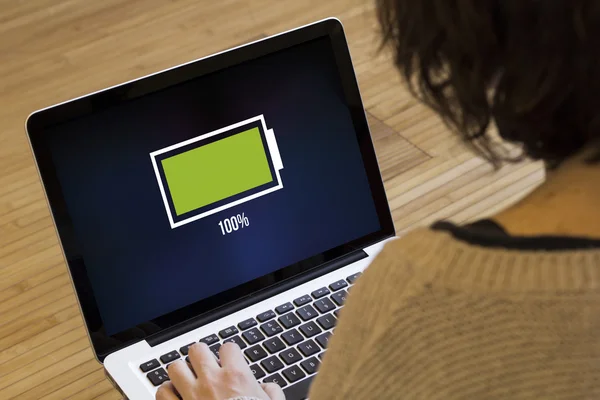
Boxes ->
[156,342,285,400]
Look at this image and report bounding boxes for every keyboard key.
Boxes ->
[334,308,342,318]
[279,348,302,365]
[260,320,284,337]
[160,350,180,364]
[329,279,348,291]
[318,352,326,360]
[245,345,268,362]
[209,343,222,359]
[315,332,331,349]
[263,372,287,388]
[275,302,294,314]
[347,272,362,284]
[140,359,160,372]
[238,318,258,331]
[297,339,319,357]
[314,298,336,314]
[263,337,286,353]
[278,313,301,329]
[300,357,320,374]
[299,321,322,338]
[316,313,337,330]
[293,294,312,306]
[242,328,265,345]
[282,364,306,383]
[331,290,347,306]
[185,356,190,363]
[281,329,303,346]
[250,363,266,380]
[199,334,219,346]
[296,305,318,321]
[257,310,276,322]
[179,343,195,356]
[283,375,314,399]
[147,368,169,386]
[261,356,284,373]
[219,326,239,339]
[311,287,330,299]
[223,335,247,349]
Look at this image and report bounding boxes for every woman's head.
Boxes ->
[376,0,600,167]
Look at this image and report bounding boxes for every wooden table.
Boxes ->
[0,1,544,398]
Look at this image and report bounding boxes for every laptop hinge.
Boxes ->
[147,249,368,347]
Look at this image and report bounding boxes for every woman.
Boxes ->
[157,0,600,398]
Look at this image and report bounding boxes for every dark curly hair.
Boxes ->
[376,0,600,167]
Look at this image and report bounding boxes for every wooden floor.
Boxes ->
[0,0,544,398]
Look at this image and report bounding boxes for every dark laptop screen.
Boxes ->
[42,36,381,336]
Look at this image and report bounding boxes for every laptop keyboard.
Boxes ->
[140,271,361,395]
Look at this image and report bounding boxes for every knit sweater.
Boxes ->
[230,222,600,399]
[306,222,600,399]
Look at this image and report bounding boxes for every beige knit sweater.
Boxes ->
[306,227,600,399]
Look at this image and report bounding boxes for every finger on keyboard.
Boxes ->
[188,342,219,374]
[220,341,250,373]
[166,359,195,396]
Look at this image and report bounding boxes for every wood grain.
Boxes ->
[0,0,544,398]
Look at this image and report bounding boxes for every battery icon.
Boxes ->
[150,115,284,229]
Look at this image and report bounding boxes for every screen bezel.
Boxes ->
[26,18,395,361]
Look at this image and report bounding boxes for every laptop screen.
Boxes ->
[41,35,383,339]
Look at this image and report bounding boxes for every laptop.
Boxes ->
[25,18,395,400]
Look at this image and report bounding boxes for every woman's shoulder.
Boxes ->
[374,227,461,274]
[374,225,600,294]
[356,228,458,295]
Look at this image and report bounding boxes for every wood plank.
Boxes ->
[1,350,96,399]
[39,369,107,400]
[0,273,72,316]
[369,113,431,181]
[0,301,79,351]
[450,170,545,224]
[0,338,90,392]
[0,249,63,288]
[390,161,531,224]
[0,262,67,303]
[0,316,83,366]
[66,378,117,400]
[388,157,486,211]
[0,326,84,374]
[396,162,543,233]
[93,388,122,400]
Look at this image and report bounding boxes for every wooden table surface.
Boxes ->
[0,0,544,398]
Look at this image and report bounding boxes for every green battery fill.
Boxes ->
[161,127,273,216]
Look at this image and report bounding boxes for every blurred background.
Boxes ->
[0,0,543,398]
